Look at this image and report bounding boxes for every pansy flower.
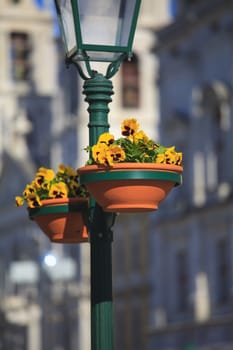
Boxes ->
[23,183,36,199]
[106,145,126,166]
[98,133,115,146]
[49,182,68,198]
[156,153,166,164]
[133,130,149,144]
[92,143,109,164]
[164,146,177,164]
[88,119,183,166]
[41,181,50,191]
[15,165,88,208]
[27,195,42,208]
[15,196,24,207]
[57,164,77,177]
[121,118,139,138]
[175,152,183,165]
[35,167,55,187]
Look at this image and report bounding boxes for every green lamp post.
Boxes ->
[54,1,141,349]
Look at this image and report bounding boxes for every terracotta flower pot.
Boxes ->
[78,163,183,213]
[28,198,89,243]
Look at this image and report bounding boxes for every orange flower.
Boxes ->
[106,145,126,165]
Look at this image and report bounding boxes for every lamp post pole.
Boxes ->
[53,2,142,349]
[83,72,116,350]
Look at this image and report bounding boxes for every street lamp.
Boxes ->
[54,0,141,63]
[54,1,141,350]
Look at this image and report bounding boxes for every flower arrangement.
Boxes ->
[15,164,87,208]
[85,118,182,167]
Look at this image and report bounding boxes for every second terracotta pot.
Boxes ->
[29,198,89,243]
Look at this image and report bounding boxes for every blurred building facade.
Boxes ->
[148,0,233,349]
[2,0,233,350]
[0,0,84,349]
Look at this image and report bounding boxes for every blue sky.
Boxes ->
[34,0,44,8]
[169,0,177,17]
[34,0,60,36]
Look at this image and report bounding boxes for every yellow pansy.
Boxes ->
[106,145,126,165]
[15,196,24,207]
[156,153,166,164]
[98,133,115,146]
[95,150,109,166]
[165,147,177,164]
[92,143,109,164]
[35,167,55,187]
[133,130,149,144]
[15,165,88,209]
[57,164,76,177]
[165,146,176,153]
[41,181,50,191]
[121,118,139,138]
[38,167,55,180]
[49,182,68,198]
[175,152,183,165]
[27,195,42,208]
[23,183,36,199]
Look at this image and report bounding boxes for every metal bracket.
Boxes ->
[67,51,128,80]
[90,204,116,243]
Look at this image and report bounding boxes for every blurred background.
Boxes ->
[0,0,233,349]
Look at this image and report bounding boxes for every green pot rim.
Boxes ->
[79,170,182,186]
[28,201,88,218]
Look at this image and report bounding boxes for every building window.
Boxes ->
[26,108,51,167]
[10,32,31,82]
[206,84,232,187]
[216,238,230,304]
[176,250,189,312]
[121,54,140,108]
[192,82,231,199]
